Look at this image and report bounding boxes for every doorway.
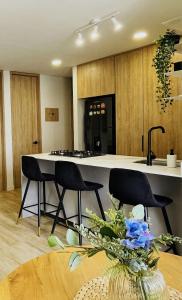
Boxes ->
[11,72,42,188]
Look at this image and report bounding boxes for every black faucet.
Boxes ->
[147,126,165,166]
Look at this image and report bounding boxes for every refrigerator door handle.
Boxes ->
[141,135,144,152]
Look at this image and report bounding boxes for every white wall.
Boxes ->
[40,75,72,152]
[3,71,14,190]
[72,66,85,150]
[2,72,73,190]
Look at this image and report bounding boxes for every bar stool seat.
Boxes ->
[51,161,106,245]
[153,195,173,207]
[17,156,66,236]
[109,168,177,254]
[65,181,103,191]
[41,173,55,181]
[79,181,103,191]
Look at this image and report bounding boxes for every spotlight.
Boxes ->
[51,59,62,66]
[75,32,85,47]
[133,31,148,40]
[90,25,100,41]
[111,17,122,31]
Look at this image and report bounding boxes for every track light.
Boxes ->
[90,25,100,41]
[75,32,85,47]
[74,11,122,46]
[111,16,122,31]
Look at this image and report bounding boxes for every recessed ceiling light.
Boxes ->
[111,17,123,31]
[51,59,62,66]
[133,31,148,40]
[90,25,100,41]
[75,32,85,47]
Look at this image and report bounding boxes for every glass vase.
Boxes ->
[107,264,169,300]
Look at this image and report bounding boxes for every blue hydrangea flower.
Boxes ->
[121,239,136,250]
[121,236,153,250]
[121,219,154,250]
[125,219,149,238]
[133,233,154,249]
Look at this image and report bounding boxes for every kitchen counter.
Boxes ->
[29,153,182,178]
[21,153,182,254]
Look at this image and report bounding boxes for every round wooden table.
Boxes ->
[0,249,182,300]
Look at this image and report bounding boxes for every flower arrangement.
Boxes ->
[48,200,182,276]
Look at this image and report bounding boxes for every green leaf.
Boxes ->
[100,226,118,239]
[86,248,102,257]
[132,205,144,220]
[48,235,64,249]
[68,252,82,271]
[66,229,79,245]
[148,257,159,269]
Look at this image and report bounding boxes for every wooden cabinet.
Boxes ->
[143,45,182,159]
[115,44,182,158]
[76,45,182,158]
[142,44,173,158]
[169,52,182,159]
[77,56,115,98]
[115,49,144,156]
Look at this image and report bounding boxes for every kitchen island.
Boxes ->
[21,154,182,253]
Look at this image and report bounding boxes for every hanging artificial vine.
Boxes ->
[153,30,180,112]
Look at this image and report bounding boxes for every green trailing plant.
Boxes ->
[153,30,180,112]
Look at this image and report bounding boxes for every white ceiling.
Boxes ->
[0,0,181,77]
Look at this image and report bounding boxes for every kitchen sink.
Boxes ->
[134,159,180,167]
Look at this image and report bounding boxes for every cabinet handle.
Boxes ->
[141,135,144,152]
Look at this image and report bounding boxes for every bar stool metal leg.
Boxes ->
[95,190,106,221]
[51,187,66,234]
[54,182,67,219]
[118,202,123,210]
[37,181,41,236]
[43,181,46,214]
[144,207,149,222]
[17,179,31,224]
[161,207,178,254]
[77,190,82,245]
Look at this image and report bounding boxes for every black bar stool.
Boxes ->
[17,156,66,236]
[109,168,177,254]
[51,161,106,245]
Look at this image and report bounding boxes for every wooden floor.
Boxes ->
[0,189,66,280]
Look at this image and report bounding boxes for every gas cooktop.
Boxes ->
[50,150,104,158]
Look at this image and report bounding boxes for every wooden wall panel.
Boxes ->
[143,45,182,159]
[143,44,173,158]
[170,52,182,159]
[115,49,144,156]
[77,56,115,98]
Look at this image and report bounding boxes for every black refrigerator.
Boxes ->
[84,95,116,154]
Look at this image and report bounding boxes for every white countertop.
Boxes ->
[28,153,182,178]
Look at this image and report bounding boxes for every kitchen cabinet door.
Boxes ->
[77,56,115,99]
[143,45,182,159]
[170,52,182,159]
[115,49,144,156]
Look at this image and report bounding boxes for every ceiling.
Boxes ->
[0,0,181,77]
